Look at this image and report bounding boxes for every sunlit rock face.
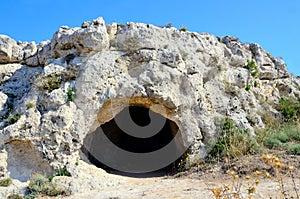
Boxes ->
[0,16,299,178]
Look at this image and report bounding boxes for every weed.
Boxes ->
[26,103,35,109]
[210,155,299,199]
[254,81,258,88]
[246,60,259,78]
[7,113,21,125]
[163,44,169,49]
[49,167,71,182]
[66,88,75,102]
[257,123,300,154]
[179,26,188,32]
[37,66,78,92]
[56,168,70,177]
[245,84,251,91]
[286,143,300,155]
[172,151,191,173]
[0,178,12,187]
[262,154,298,198]
[26,174,65,198]
[40,74,61,92]
[277,96,300,121]
[207,117,260,162]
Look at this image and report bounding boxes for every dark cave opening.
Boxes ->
[81,105,187,177]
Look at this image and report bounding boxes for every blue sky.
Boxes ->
[1,0,299,75]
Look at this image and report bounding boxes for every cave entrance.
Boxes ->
[81,105,187,177]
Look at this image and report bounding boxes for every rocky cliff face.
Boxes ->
[0,17,300,181]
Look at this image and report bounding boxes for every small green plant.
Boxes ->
[40,74,62,92]
[245,84,251,91]
[7,113,21,125]
[26,174,65,198]
[179,26,188,32]
[257,122,300,155]
[163,44,169,49]
[277,96,300,121]
[0,178,12,187]
[75,162,79,166]
[37,66,78,93]
[254,81,258,88]
[26,102,35,109]
[172,150,191,174]
[286,143,300,155]
[49,167,71,182]
[246,60,259,78]
[207,117,260,161]
[66,88,75,102]
[56,168,70,177]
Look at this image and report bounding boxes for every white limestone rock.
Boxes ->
[51,17,109,58]
[0,17,300,192]
[0,35,23,63]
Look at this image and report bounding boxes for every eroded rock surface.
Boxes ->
[0,16,299,195]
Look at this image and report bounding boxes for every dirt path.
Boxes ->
[59,167,300,199]
[35,153,300,199]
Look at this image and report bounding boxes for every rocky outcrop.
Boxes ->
[0,16,299,187]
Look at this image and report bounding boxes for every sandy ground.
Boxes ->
[54,165,300,199]
[4,153,299,199]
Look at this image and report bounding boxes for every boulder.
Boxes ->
[0,35,22,63]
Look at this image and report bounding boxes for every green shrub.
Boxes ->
[277,96,300,121]
[26,103,35,109]
[287,128,300,141]
[0,178,12,187]
[254,81,258,87]
[7,113,20,125]
[257,122,300,155]
[49,167,71,182]
[207,117,260,161]
[66,88,75,102]
[264,137,282,149]
[27,174,65,198]
[37,67,78,93]
[40,74,62,92]
[56,168,70,177]
[286,143,300,155]
[179,26,188,32]
[273,133,290,143]
[246,60,259,78]
[245,84,251,91]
